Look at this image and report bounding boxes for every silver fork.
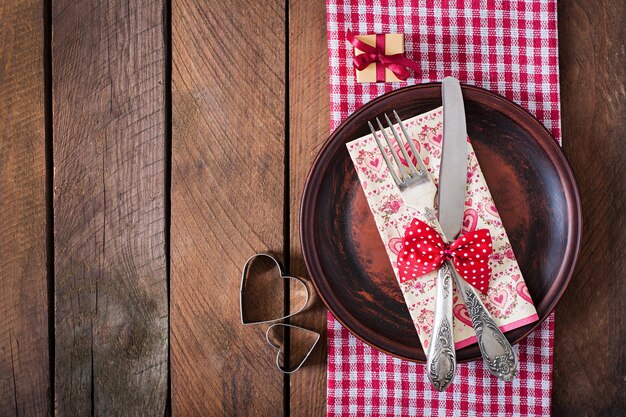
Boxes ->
[369,111,456,391]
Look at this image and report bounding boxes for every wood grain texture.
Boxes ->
[52,1,168,415]
[288,0,330,415]
[0,1,49,416]
[555,0,626,415]
[0,1,622,415]
[170,0,286,416]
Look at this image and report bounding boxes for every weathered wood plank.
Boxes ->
[170,0,286,416]
[288,0,330,416]
[52,1,168,415]
[0,1,49,416]
[554,0,626,415]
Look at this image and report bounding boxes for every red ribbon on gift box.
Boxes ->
[347,30,421,82]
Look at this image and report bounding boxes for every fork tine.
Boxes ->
[368,121,402,186]
[384,113,419,177]
[393,110,430,176]
[376,117,406,180]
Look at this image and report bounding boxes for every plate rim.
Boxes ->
[300,82,582,363]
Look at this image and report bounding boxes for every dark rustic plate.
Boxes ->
[300,83,581,363]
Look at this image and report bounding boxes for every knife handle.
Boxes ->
[453,270,518,381]
[426,261,456,391]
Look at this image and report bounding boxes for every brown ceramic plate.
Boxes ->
[300,83,581,363]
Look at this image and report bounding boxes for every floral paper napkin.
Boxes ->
[347,107,538,351]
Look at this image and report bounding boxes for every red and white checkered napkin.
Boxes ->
[326,1,560,416]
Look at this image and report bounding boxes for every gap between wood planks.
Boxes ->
[44,0,54,414]
[283,0,292,416]
[164,0,173,415]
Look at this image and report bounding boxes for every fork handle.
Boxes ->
[426,261,456,391]
[453,269,518,381]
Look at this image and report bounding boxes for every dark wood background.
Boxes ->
[0,0,623,416]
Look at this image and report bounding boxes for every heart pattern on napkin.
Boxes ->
[485,202,499,218]
[516,281,533,304]
[427,132,443,147]
[462,208,479,234]
[366,156,383,172]
[453,304,472,327]
[489,289,510,309]
[388,237,404,255]
[393,137,421,167]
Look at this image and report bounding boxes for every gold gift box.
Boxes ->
[354,33,404,83]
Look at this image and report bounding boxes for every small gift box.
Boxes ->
[347,31,421,83]
[353,33,405,83]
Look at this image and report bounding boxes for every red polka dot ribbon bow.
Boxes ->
[398,219,494,294]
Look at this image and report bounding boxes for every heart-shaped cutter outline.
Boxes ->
[240,253,310,325]
[265,323,321,374]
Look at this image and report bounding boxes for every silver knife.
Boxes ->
[436,76,518,381]
[425,77,463,391]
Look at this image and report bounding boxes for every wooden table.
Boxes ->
[1,0,624,416]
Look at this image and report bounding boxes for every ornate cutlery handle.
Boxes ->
[426,261,456,391]
[453,269,518,381]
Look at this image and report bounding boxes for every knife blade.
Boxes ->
[436,77,518,381]
[438,77,468,241]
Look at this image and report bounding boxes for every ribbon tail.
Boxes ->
[396,55,422,73]
[386,64,411,81]
[381,54,421,81]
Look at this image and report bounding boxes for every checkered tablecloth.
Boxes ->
[326,1,559,416]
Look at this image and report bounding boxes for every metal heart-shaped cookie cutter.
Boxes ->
[240,253,320,373]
